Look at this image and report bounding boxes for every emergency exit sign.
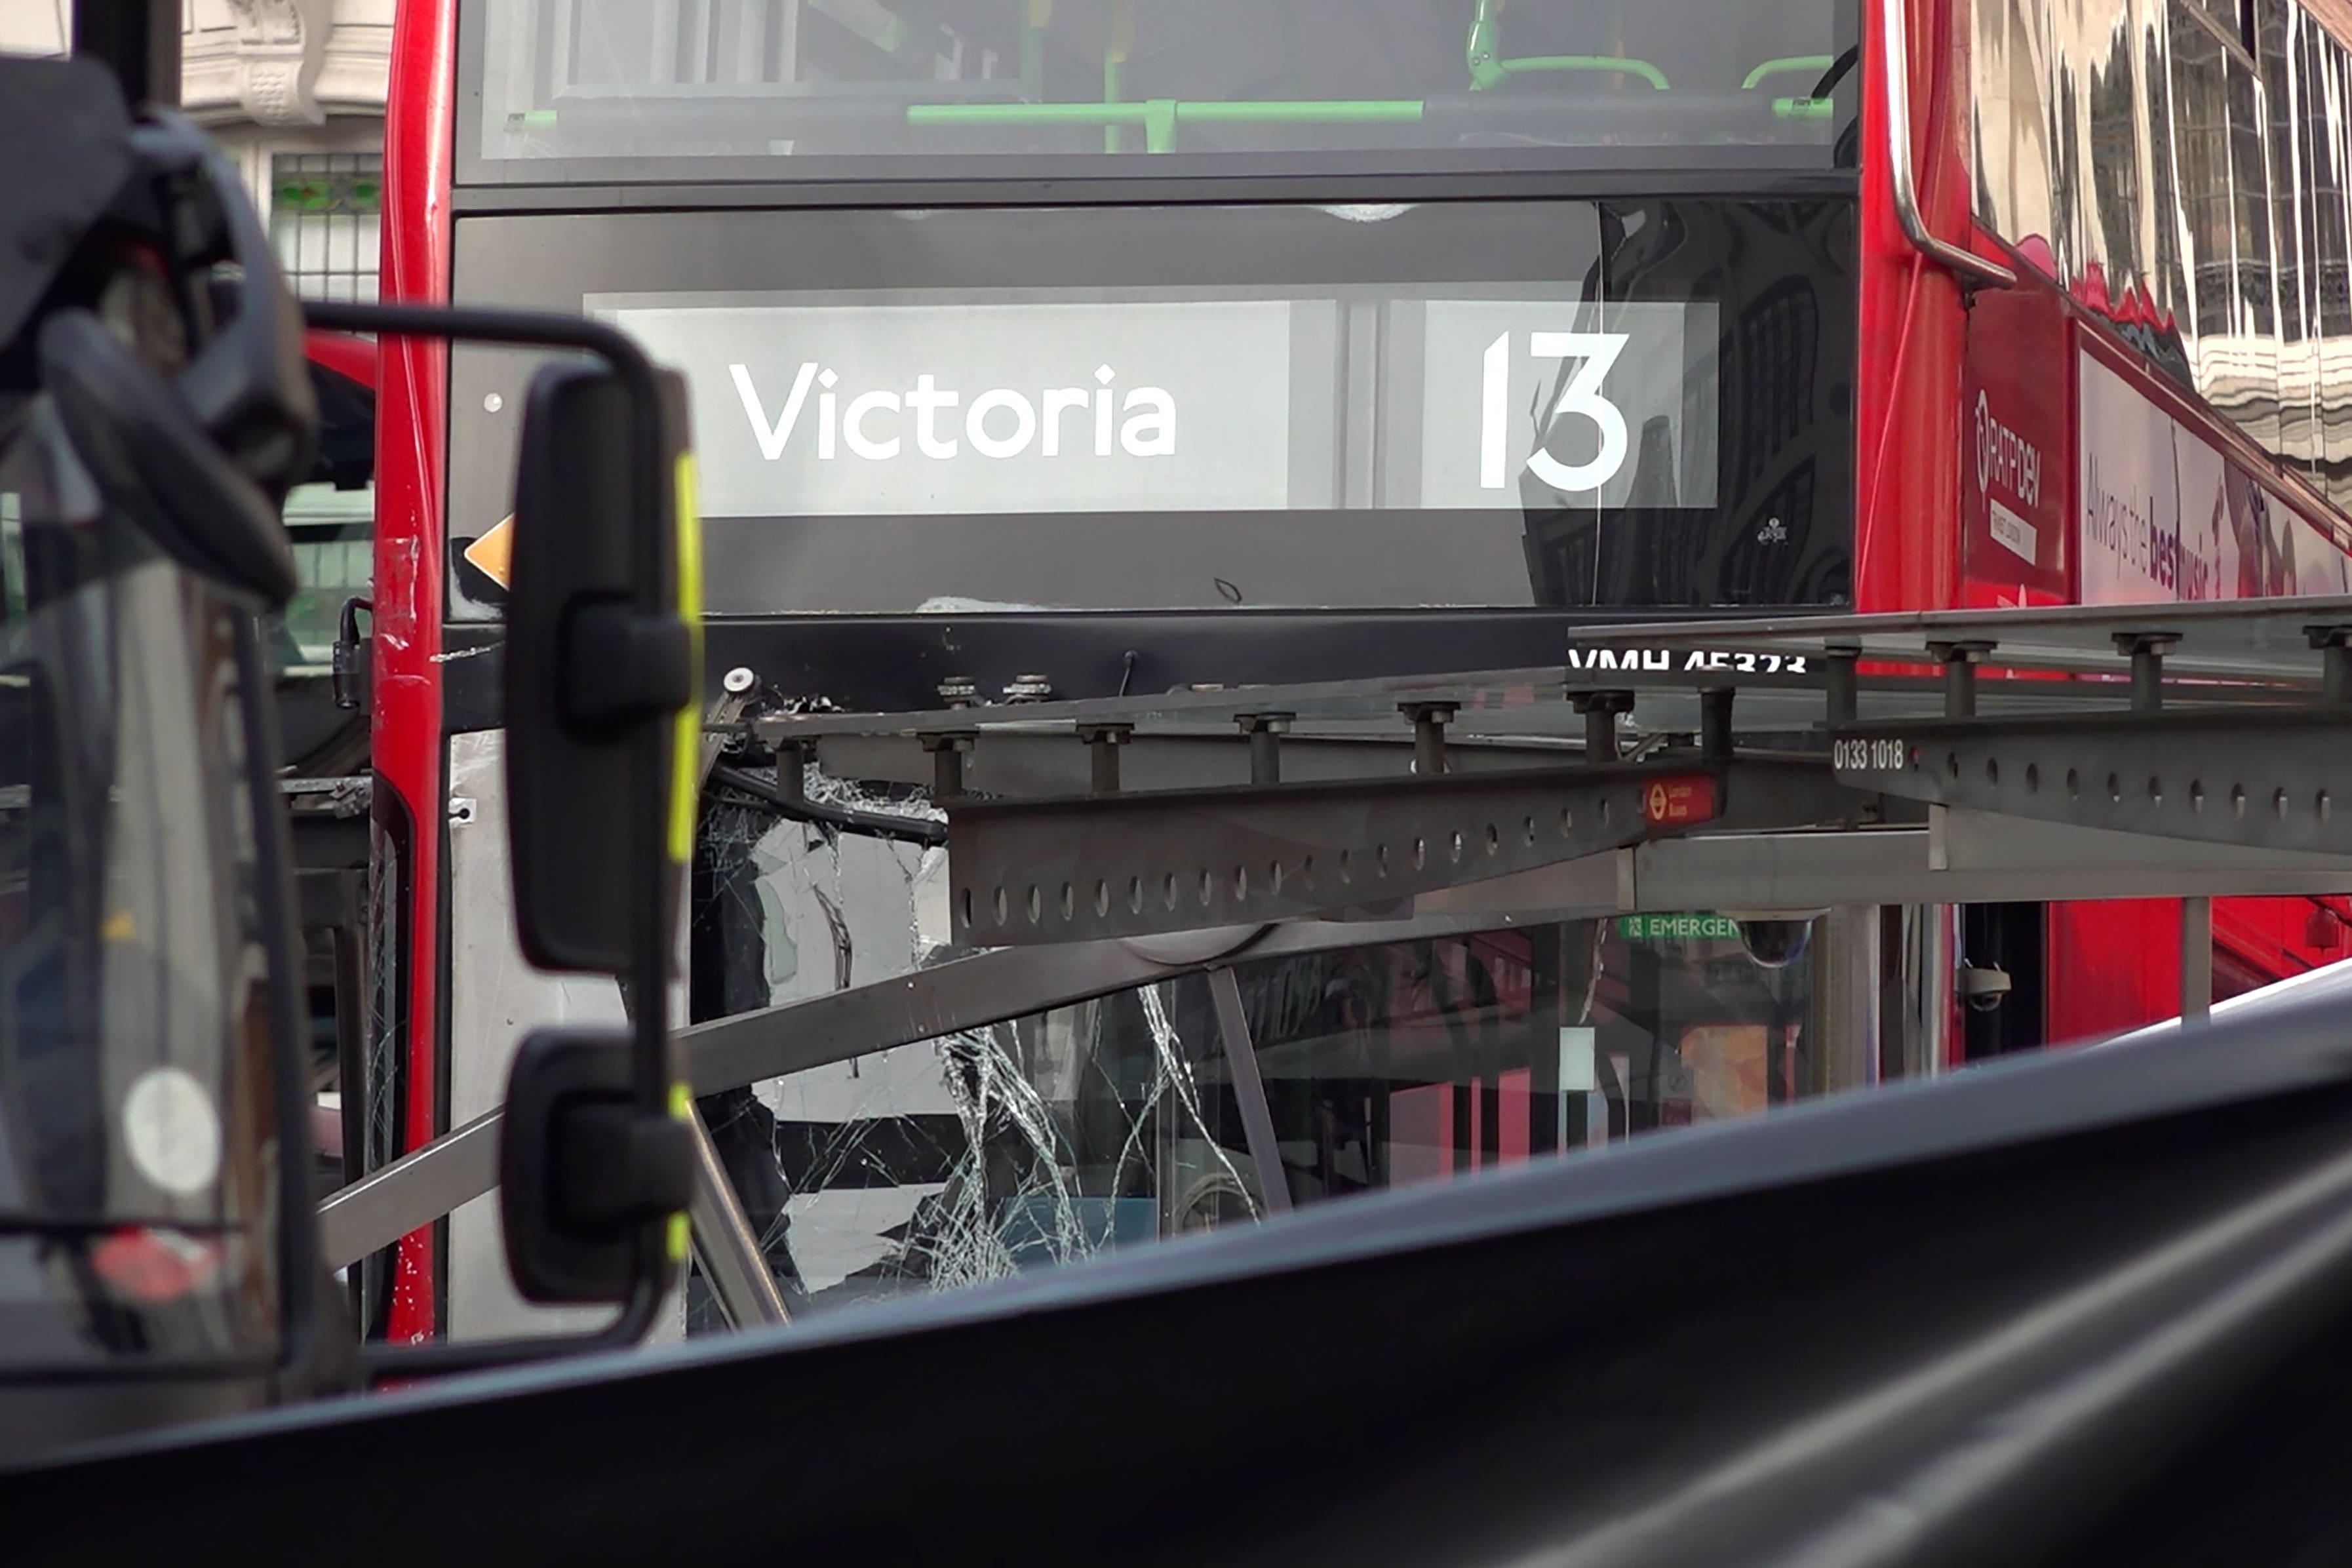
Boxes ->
[1617,912,1739,941]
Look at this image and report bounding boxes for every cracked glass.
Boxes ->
[684,751,1829,1323]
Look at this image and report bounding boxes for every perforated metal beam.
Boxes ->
[1830,711,2352,856]
[943,760,1753,945]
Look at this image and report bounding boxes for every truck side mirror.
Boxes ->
[499,352,699,1310]
[504,359,695,976]
[305,299,702,1347]
[500,1029,693,1304]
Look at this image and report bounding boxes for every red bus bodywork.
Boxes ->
[1858,0,2349,1052]
[374,0,457,1343]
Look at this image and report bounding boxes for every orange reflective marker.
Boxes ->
[464,515,515,589]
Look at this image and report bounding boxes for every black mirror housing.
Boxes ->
[500,1029,691,1306]
[503,360,696,976]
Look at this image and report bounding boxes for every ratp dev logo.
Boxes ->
[1974,389,2043,507]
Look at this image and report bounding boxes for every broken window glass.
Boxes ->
[686,755,1826,1325]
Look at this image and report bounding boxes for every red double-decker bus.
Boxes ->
[1954,0,2352,1041]
[361,0,2352,1344]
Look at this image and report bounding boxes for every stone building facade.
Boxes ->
[3,1,394,302]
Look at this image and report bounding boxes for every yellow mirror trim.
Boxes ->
[667,452,705,865]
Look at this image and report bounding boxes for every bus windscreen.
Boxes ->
[466,0,1852,175]
[439,197,1854,617]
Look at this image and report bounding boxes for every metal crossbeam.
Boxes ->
[813,729,1582,796]
[1398,817,2352,924]
[944,760,1754,945]
[1565,597,2352,685]
[1832,710,2352,855]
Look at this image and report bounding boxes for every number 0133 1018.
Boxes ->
[1831,737,1910,773]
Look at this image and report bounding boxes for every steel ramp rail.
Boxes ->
[1556,598,2352,853]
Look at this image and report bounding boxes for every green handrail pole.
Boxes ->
[1497,56,1668,90]
[1743,54,1837,90]
[1175,100,1425,124]
[907,100,1424,132]
[907,102,1148,127]
[1143,98,1177,153]
[1466,0,1506,89]
[1021,0,1051,100]
[1103,0,1131,151]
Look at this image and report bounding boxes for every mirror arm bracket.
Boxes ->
[563,601,692,731]
[557,1101,694,1231]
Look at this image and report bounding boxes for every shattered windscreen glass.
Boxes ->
[686,751,1833,1323]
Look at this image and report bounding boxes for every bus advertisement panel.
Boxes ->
[2077,347,2352,606]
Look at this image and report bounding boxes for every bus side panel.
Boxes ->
[2045,899,2180,1043]
[1855,0,1969,613]
[2047,897,2349,1042]
[2212,897,2350,998]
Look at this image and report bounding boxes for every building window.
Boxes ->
[269,152,381,303]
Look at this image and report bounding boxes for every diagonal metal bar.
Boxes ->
[1207,967,1293,1215]
[317,1110,504,1272]
[686,1099,791,1328]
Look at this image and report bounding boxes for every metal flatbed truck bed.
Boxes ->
[21,600,2352,1563]
[324,598,2352,1323]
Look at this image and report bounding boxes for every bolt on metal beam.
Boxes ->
[770,739,807,801]
[1571,690,1636,762]
[1078,722,1134,794]
[1236,711,1295,785]
[924,731,976,799]
[1400,700,1459,775]
[2113,631,2181,714]
[2307,625,2352,705]
[1826,644,1860,727]
[1928,640,1995,718]
[1700,688,1736,762]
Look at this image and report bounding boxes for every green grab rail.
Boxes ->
[1742,54,1837,90]
[1482,55,1669,91]
[906,98,1426,154]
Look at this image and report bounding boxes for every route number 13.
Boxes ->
[1480,329,1633,494]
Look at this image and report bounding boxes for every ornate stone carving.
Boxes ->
[225,0,331,126]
